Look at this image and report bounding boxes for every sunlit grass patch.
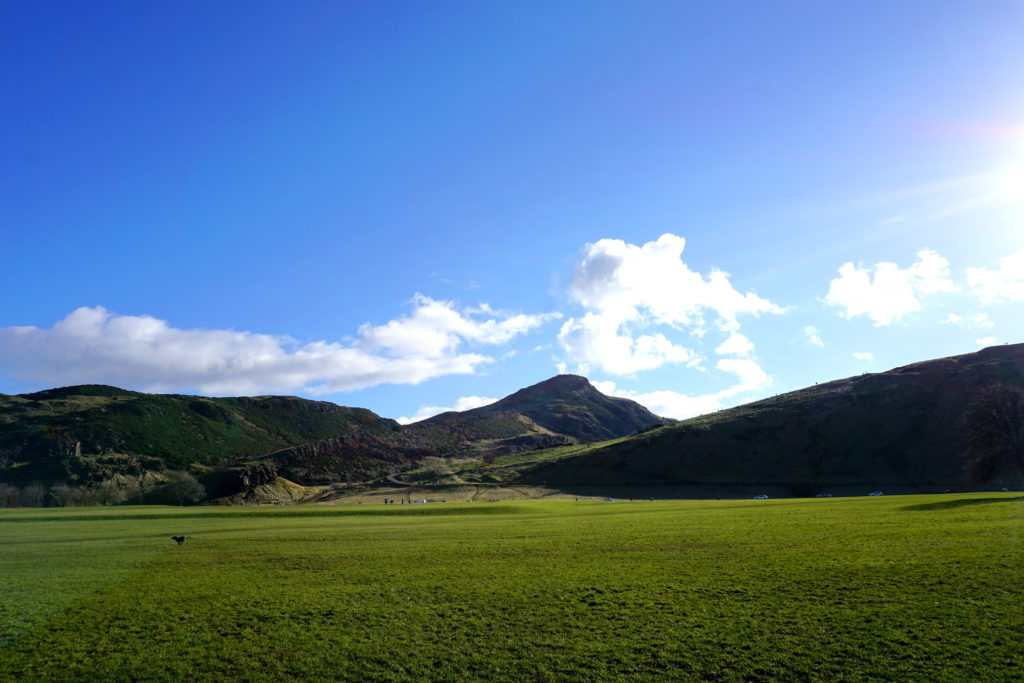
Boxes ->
[1,495,1022,680]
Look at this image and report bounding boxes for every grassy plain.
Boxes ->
[1,495,1022,681]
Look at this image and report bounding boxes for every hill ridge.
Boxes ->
[516,343,1024,495]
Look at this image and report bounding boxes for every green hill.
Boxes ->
[5,344,1021,504]
[0,386,400,487]
[0,375,669,500]
[515,344,1024,496]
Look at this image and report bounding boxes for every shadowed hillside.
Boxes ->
[517,344,1024,495]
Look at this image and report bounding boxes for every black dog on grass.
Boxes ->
[171,536,190,545]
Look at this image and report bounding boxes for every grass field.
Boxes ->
[1,495,1022,681]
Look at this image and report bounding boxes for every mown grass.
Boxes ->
[1,494,1022,681]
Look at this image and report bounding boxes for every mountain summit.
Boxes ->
[421,374,672,442]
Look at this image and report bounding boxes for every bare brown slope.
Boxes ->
[520,344,1024,495]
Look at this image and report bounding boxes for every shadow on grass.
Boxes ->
[901,496,1024,512]
[0,504,530,523]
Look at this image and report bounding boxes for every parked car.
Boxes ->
[815,492,832,498]
[868,491,884,496]
[753,494,769,499]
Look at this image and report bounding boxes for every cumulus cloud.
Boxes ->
[0,300,557,395]
[852,351,875,361]
[967,249,1024,303]
[593,357,773,420]
[396,395,499,425]
[715,332,755,357]
[558,234,781,375]
[825,249,954,326]
[803,325,825,347]
[976,336,999,347]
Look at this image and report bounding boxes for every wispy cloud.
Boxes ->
[396,395,499,425]
[802,325,825,347]
[594,358,772,420]
[944,312,994,329]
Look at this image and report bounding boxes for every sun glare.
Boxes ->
[993,165,1024,204]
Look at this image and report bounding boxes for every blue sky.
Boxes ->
[1,1,1022,422]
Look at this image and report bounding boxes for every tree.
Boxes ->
[162,471,207,506]
[963,384,1024,484]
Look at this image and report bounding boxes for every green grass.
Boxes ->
[1,494,1022,681]
[392,436,633,486]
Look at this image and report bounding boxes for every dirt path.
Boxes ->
[386,472,412,486]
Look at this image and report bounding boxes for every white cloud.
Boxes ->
[396,395,499,425]
[594,358,773,420]
[0,299,556,396]
[852,351,874,361]
[976,336,999,347]
[825,249,954,326]
[359,294,558,358]
[803,325,824,347]
[944,312,994,329]
[715,332,755,357]
[558,314,697,375]
[967,249,1024,303]
[558,234,781,375]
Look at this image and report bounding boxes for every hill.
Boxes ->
[418,374,672,442]
[515,344,1024,495]
[0,375,670,501]
[259,375,669,484]
[0,386,407,488]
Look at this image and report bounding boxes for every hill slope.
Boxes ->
[0,375,670,494]
[0,386,405,486]
[518,344,1024,495]
[419,374,672,442]
[265,375,670,483]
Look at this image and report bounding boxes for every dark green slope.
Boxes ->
[0,386,397,485]
[520,344,1024,494]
